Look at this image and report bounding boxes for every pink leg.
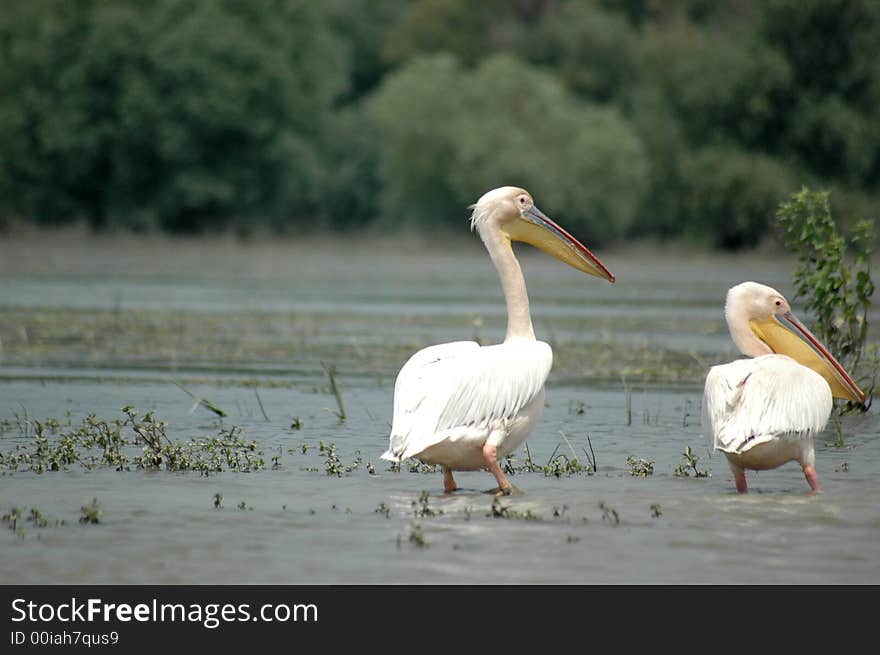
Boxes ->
[443,467,457,494]
[734,470,748,494]
[803,465,820,492]
[482,443,515,495]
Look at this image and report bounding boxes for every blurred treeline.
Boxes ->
[1,0,877,248]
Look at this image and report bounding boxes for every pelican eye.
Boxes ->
[775,300,781,306]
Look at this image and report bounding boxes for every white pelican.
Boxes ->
[702,281,866,493]
[381,186,615,494]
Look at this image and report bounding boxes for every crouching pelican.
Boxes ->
[381,186,615,494]
[702,282,865,493]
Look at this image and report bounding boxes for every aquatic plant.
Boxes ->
[319,441,351,476]
[0,407,265,475]
[174,382,227,417]
[544,454,592,478]
[583,435,598,473]
[407,522,428,548]
[776,188,877,409]
[254,389,270,421]
[134,423,264,474]
[520,444,542,473]
[487,498,540,521]
[412,491,444,517]
[673,446,710,478]
[79,498,102,524]
[2,507,22,531]
[626,456,654,477]
[3,506,63,539]
[0,417,14,437]
[598,501,619,525]
[407,460,439,474]
[322,363,346,421]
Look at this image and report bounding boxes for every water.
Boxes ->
[1,233,878,584]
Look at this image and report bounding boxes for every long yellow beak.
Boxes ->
[501,206,615,282]
[749,312,866,403]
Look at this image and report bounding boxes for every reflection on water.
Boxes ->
[0,236,878,583]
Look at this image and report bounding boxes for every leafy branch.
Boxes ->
[776,188,876,410]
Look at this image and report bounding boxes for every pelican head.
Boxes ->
[470,186,615,282]
[725,281,865,403]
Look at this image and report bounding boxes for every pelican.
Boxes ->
[702,281,866,493]
[381,186,614,494]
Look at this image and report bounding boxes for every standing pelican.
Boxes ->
[702,282,865,493]
[381,186,615,494]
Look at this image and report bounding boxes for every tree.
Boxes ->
[366,53,648,243]
[0,0,352,230]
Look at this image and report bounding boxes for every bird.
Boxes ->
[701,281,866,493]
[381,186,615,494]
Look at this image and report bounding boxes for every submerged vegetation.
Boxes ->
[487,498,540,521]
[79,498,103,525]
[626,456,655,477]
[673,446,711,478]
[0,407,264,474]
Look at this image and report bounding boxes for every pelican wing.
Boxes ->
[702,354,832,454]
[382,340,552,461]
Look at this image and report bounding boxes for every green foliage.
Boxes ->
[487,498,540,521]
[79,498,102,525]
[678,146,796,249]
[318,441,351,477]
[776,188,876,404]
[382,0,503,66]
[411,491,444,518]
[407,522,428,548]
[626,456,654,477]
[673,446,710,478]
[528,1,638,102]
[0,407,265,474]
[638,20,792,149]
[542,454,593,478]
[0,0,350,230]
[367,53,648,243]
[0,0,879,247]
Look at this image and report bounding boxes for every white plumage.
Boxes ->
[382,340,552,468]
[381,186,614,494]
[701,281,864,492]
[702,355,831,455]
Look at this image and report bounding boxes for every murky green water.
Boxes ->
[1,234,878,583]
